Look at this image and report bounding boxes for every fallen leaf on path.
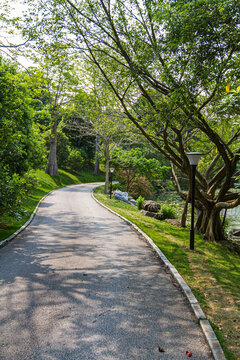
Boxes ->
[158,346,165,352]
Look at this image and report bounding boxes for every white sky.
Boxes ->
[0,0,34,68]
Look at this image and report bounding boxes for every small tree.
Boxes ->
[113,147,161,192]
[68,73,135,193]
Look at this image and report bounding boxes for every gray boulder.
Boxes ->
[165,219,181,227]
[128,199,137,206]
[114,190,129,202]
[233,229,240,237]
[142,200,160,213]
[141,210,163,220]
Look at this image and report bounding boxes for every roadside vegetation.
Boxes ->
[0,169,104,243]
[94,187,240,360]
[1,1,240,356]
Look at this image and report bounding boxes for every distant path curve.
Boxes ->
[0,183,213,359]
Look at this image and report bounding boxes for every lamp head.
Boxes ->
[110,167,115,173]
[186,152,203,166]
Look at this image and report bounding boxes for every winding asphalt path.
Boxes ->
[0,183,213,360]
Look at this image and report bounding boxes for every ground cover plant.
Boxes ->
[94,187,240,360]
[0,169,104,243]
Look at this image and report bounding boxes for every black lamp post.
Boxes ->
[186,152,203,250]
[109,167,115,199]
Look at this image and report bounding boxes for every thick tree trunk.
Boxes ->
[93,136,100,175]
[94,160,100,176]
[196,207,211,234]
[195,208,203,231]
[205,209,225,242]
[181,190,190,227]
[195,205,225,242]
[45,118,59,176]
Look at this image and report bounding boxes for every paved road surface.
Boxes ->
[0,183,213,360]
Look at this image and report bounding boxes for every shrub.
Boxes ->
[0,170,37,216]
[137,195,145,210]
[130,176,152,199]
[164,180,175,192]
[20,171,38,195]
[159,204,176,219]
[117,168,135,192]
[56,131,70,168]
[112,183,126,192]
[68,149,84,172]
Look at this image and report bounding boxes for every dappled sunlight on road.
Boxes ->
[0,184,213,360]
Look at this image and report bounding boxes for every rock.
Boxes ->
[141,210,163,220]
[165,219,181,227]
[114,190,129,202]
[142,200,160,213]
[128,199,137,206]
[233,229,240,237]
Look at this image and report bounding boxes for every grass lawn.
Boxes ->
[0,168,104,243]
[94,188,240,360]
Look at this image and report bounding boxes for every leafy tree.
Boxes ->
[26,47,81,176]
[63,120,95,168]
[0,56,44,214]
[24,0,240,242]
[69,78,135,193]
[113,147,160,191]
[67,148,84,172]
[0,56,44,174]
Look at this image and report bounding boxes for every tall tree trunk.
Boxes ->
[195,205,225,242]
[93,136,100,175]
[104,142,110,194]
[204,209,225,242]
[181,190,190,227]
[45,117,59,176]
[195,208,203,231]
[94,159,100,176]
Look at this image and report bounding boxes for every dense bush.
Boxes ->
[130,176,152,198]
[0,57,45,175]
[67,149,84,172]
[0,57,46,216]
[0,170,37,216]
[159,204,176,219]
[56,131,71,168]
[111,183,126,192]
[137,195,145,210]
[164,180,175,192]
[115,171,152,198]
[117,168,135,192]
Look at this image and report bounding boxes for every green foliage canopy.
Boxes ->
[0,57,44,175]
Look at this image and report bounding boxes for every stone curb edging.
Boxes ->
[0,190,54,249]
[92,190,226,360]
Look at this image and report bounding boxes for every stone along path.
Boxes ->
[0,183,213,360]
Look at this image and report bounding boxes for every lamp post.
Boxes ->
[109,167,115,199]
[186,152,203,250]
